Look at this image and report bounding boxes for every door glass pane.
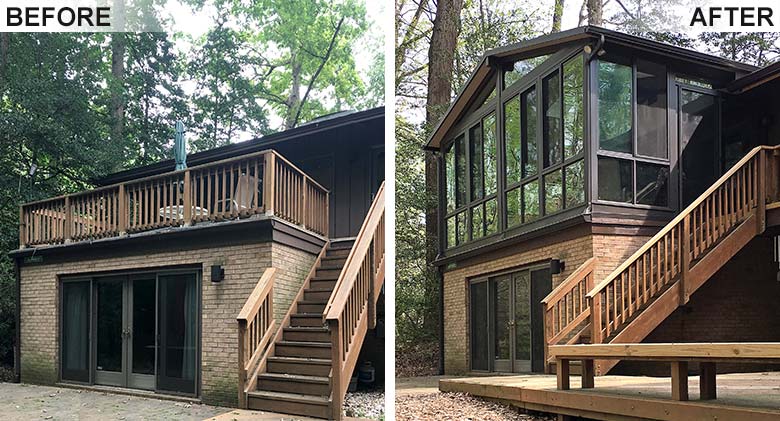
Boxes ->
[484,114,497,196]
[544,169,563,215]
[471,205,484,240]
[446,216,456,248]
[523,88,538,177]
[514,272,531,361]
[599,61,632,153]
[636,60,667,158]
[492,277,511,361]
[62,281,90,382]
[157,273,198,394]
[563,56,584,159]
[530,268,553,373]
[636,163,670,206]
[543,72,562,167]
[132,278,156,375]
[505,96,521,185]
[506,187,521,228]
[523,180,540,223]
[598,157,633,203]
[470,282,489,371]
[565,159,585,208]
[456,211,467,245]
[681,90,716,205]
[469,124,484,201]
[96,280,123,373]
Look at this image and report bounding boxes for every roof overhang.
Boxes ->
[96,106,384,186]
[425,26,757,150]
[727,61,780,93]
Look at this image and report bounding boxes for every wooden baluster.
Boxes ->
[19,206,26,248]
[183,170,192,226]
[757,150,766,233]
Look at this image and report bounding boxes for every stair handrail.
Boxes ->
[542,258,596,351]
[237,267,277,408]
[586,145,779,344]
[324,181,385,420]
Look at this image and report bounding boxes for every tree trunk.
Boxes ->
[0,33,8,84]
[425,0,464,374]
[587,0,603,25]
[285,53,302,130]
[578,0,587,26]
[552,0,565,32]
[111,33,126,145]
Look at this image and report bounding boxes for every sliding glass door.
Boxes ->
[60,270,199,396]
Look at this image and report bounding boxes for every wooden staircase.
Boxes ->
[236,181,385,420]
[544,146,780,376]
[247,240,353,419]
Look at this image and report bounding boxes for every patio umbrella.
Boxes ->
[174,120,187,171]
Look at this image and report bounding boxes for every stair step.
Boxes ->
[275,341,332,359]
[316,268,342,278]
[304,289,333,301]
[290,314,325,327]
[320,256,347,269]
[312,274,339,281]
[283,326,330,342]
[326,248,350,258]
[310,279,337,290]
[267,356,332,377]
[257,373,330,396]
[297,301,327,314]
[247,390,329,419]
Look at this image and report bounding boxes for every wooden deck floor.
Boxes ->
[440,372,780,421]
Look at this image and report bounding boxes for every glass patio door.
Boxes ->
[156,273,198,395]
[679,86,719,206]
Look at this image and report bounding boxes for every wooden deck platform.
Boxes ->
[439,372,780,421]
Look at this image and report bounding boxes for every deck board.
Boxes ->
[440,372,780,421]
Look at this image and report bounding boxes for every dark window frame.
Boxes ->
[594,55,673,211]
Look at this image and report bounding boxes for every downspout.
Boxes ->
[14,256,21,383]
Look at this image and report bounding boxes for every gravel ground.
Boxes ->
[395,392,554,421]
[0,382,228,420]
[344,390,384,420]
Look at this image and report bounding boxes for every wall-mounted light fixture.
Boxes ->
[211,265,224,282]
[550,259,565,275]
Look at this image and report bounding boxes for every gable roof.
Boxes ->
[96,107,384,186]
[425,26,757,150]
[727,61,780,93]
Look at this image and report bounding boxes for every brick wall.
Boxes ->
[19,240,315,407]
[442,230,652,375]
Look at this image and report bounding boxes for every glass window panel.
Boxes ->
[565,159,585,208]
[675,76,712,89]
[456,211,467,245]
[506,187,521,228]
[522,88,538,177]
[523,180,540,223]
[636,162,670,206]
[157,273,198,394]
[598,157,633,202]
[563,56,584,159]
[132,278,156,375]
[544,169,563,215]
[636,60,667,158]
[504,55,550,88]
[445,144,455,213]
[469,124,484,201]
[484,114,497,196]
[96,280,122,373]
[62,281,90,382]
[514,272,531,360]
[455,134,467,207]
[492,277,511,360]
[470,282,489,370]
[505,96,521,186]
[485,198,498,235]
[598,61,632,153]
[543,71,562,167]
[471,205,484,240]
[446,216,456,248]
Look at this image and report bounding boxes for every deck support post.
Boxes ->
[557,359,570,390]
[699,362,717,400]
[183,170,192,226]
[264,152,276,217]
[581,359,594,389]
[18,206,26,248]
[757,149,766,234]
[237,319,247,408]
[680,214,691,305]
[329,318,344,421]
[118,183,127,236]
[63,196,72,243]
[671,361,689,401]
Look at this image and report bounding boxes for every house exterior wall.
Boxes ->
[442,229,653,375]
[18,240,315,407]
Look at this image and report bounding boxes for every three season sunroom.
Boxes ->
[438,33,733,257]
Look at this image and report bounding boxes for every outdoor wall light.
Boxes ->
[550,259,565,275]
[211,265,224,282]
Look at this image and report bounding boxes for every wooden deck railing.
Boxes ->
[324,181,385,421]
[586,145,780,344]
[237,267,277,408]
[542,258,596,354]
[18,149,329,247]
